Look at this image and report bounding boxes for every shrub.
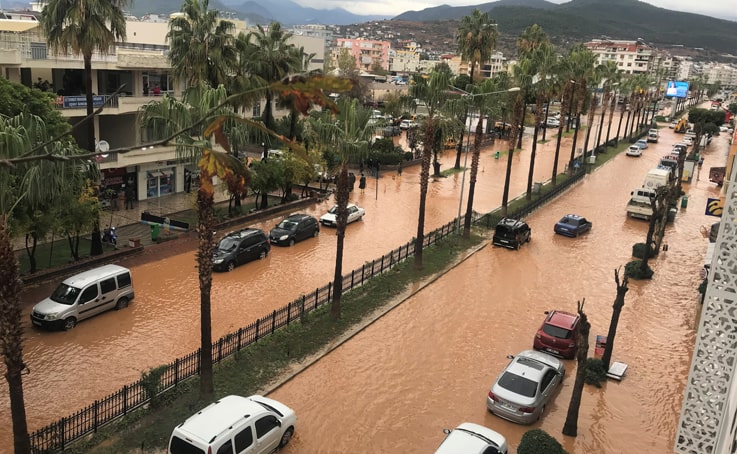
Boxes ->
[585,358,608,387]
[625,259,653,280]
[632,242,656,259]
[518,429,568,454]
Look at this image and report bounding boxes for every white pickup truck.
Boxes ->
[626,188,657,220]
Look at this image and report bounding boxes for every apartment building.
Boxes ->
[584,38,654,75]
[0,8,324,203]
[389,48,419,73]
[705,63,737,90]
[334,38,390,72]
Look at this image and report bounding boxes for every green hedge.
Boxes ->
[518,429,568,454]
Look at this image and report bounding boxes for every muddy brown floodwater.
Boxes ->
[269,127,727,453]
[1,117,724,451]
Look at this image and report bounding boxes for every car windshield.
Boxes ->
[560,217,573,225]
[543,324,573,339]
[217,237,240,252]
[50,283,81,305]
[498,371,538,398]
[277,220,298,230]
[328,206,339,214]
[495,224,517,239]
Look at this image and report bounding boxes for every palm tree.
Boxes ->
[41,0,128,257]
[567,46,597,169]
[303,98,371,319]
[501,82,525,216]
[246,22,301,131]
[525,42,556,200]
[454,10,497,170]
[167,0,237,89]
[0,113,82,453]
[138,85,248,398]
[596,62,620,149]
[410,69,454,268]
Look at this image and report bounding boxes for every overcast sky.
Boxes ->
[299,0,734,21]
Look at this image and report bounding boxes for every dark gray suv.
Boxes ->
[212,228,270,272]
[269,213,319,246]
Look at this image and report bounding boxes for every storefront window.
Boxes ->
[146,167,175,198]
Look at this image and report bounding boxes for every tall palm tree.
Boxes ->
[303,98,371,319]
[0,113,81,453]
[596,61,620,149]
[501,80,525,216]
[454,10,497,170]
[42,0,128,257]
[410,69,453,268]
[246,22,301,131]
[566,45,597,169]
[138,85,248,398]
[167,0,237,89]
[551,51,576,184]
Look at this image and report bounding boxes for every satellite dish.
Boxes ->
[97,140,110,158]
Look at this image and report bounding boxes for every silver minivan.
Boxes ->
[30,264,134,330]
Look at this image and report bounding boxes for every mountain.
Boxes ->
[394,0,737,56]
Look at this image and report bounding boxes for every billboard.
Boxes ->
[666,80,689,99]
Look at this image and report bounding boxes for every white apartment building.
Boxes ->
[0,8,324,203]
[389,48,420,73]
[584,38,654,75]
[705,63,737,90]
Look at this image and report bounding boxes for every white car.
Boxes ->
[434,422,508,454]
[320,203,365,227]
[626,145,642,157]
[399,119,416,130]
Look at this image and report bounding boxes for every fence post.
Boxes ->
[371,259,375,277]
[60,416,66,450]
[287,302,292,324]
[327,282,332,303]
[217,338,223,363]
[174,358,180,386]
[380,255,384,272]
[255,319,260,342]
[93,400,99,433]
[271,310,277,334]
[314,288,319,309]
[237,328,242,351]
[122,385,128,415]
[351,269,355,289]
[361,264,365,285]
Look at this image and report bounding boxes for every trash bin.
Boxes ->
[588,155,596,164]
[150,224,160,241]
[681,196,688,208]
[533,182,543,194]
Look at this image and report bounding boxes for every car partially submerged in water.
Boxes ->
[492,218,531,250]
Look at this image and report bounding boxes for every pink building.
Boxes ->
[335,38,391,72]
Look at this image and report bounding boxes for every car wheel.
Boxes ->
[515,242,521,250]
[288,238,295,247]
[313,228,319,238]
[259,249,267,259]
[63,317,77,330]
[115,297,129,310]
[527,234,531,243]
[226,261,236,272]
[279,427,294,448]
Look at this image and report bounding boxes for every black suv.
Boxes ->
[212,228,270,272]
[492,218,531,250]
[269,213,319,246]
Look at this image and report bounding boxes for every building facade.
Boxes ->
[334,38,390,72]
[585,39,654,75]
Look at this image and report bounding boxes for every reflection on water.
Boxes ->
[1,123,726,450]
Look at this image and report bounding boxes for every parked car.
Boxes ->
[554,214,592,237]
[626,145,642,157]
[647,131,658,143]
[542,117,560,128]
[399,119,416,130]
[269,213,319,246]
[533,310,581,359]
[168,395,296,454]
[487,350,565,424]
[320,203,365,227]
[492,218,531,250]
[212,228,270,272]
[669,120,677,129]
[434,422,508,454]
[635,139,648,149]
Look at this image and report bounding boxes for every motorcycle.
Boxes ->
[102,225,118,246]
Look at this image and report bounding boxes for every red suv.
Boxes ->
[533,310,580,359]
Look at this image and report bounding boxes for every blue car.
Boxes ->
[554,214,592,237]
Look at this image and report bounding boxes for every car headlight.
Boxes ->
[279,235,288,241]
[213,258,223,264]
[45,312,60,321]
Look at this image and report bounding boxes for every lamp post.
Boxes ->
[453,86,520,233]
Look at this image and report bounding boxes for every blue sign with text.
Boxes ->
[62,95,106,109]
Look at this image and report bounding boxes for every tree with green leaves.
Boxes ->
[167,0,237,89]
[41,0,128,257]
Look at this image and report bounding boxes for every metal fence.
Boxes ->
[27,143,596,451]
[28,219,457,453]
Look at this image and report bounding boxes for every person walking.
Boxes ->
[359,173,367,194]
[125,185,135,209]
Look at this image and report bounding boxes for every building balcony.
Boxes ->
[55,92,174,116]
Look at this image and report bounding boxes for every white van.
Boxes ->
[169,395,296,454]
[30,264,134,330]
[642,168,672,189]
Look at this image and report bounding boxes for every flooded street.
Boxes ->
[269,127,726,453]
[2,117,725,450]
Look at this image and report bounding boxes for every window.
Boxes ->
[540,370,557,390]
[254,415,279,438]
[252,104,261,117]
[100,277,117,295]
[79,285,99,304]
[117,272,132,288]
[216,440,233,454]
[234,427,254,451]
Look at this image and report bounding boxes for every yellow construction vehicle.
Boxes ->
[674,117,688,133]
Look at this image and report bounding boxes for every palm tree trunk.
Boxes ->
[624,109,633,140]
[24,234,37,274]
[264,92,274,131]
[582,100,597,158]
[562,302,590,437]
[501,98,523,215]
[197,187,215,398]
[602,269,628,371]
[0,217,31,454]
[605,100,615,144]
[463,114,484,238]
[552,116,565,186]
[596,96,607,149]
[331,163,350,319]
[526,125,540,201]
[454,110,468,169]
[569,114,581,170]
[414,123,433,270]
[615,105,626,143]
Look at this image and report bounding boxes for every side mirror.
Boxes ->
[443,428,452,435]
[544,310,550,315]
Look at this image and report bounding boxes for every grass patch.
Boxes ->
[441,167,464,177]
[70,233,484,454]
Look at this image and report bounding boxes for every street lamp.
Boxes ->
[453,86,520,233]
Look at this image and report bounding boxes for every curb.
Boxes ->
[261,239,490,396]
